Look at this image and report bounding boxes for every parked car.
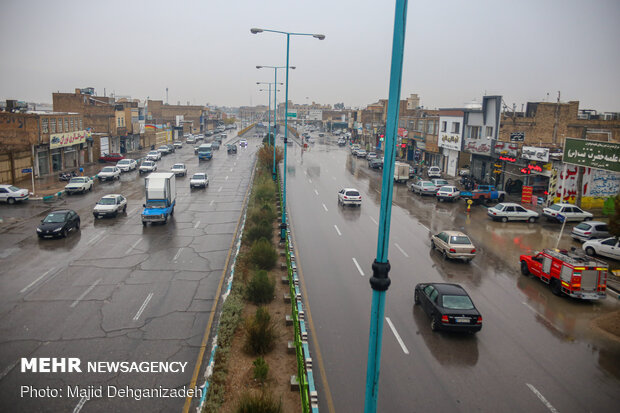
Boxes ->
[190,173,209,189]
[337,188,362,207]
[356,149,367,158]
[411,180,437,196]
[157,145,171,155]
[414,283,482,333]
[173,141,183,149]
[366,152,377,160]
[166,144,176,153]
[116,159,137,172]
[0,184,29,204]
[571,221,610,242]
[458,167,470,177]
[186,136,196,144]
[99,153,124,163]
[93,194,127,218]
[430,230,476,262]
[427,166,441,178]
[435,186,460,202]
[430,179,449,189]
[37,209,80,239]
[542,203,593,222]
[64,177,93,194]
[583,237,620,260]
[98,166,121,182]
[350,144,360,154]
[139,160,157,174]
[368,157,384,169]
[337,138,346,146]
[146,151,162,161]
[487,202,539,222]
[171,163,188,177]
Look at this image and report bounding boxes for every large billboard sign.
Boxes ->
[50,130,87,149]
[563,138,620,172]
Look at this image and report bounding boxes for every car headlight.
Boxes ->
[36,228,42,232]
[53,227,62,232]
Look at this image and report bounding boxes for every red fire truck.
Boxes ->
[519,248,608,300]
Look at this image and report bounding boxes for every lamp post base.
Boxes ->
[279,222,287,241]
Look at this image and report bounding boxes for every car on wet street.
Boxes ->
[487,202,539,222]
[542,203,593,222]
[414,283,482,333]
[93,194,127,218]
[430,230,476,262]
[337,188,362,207]
[0,184,29,204]
[435,185,460,202]
[64,176,93,194]
[570,221,610,242]
[189,173,209,189]
[171,163,188,177]
[582,237,620,260]
[37,209,81,239]
[139,160,157,174]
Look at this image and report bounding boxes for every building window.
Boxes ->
[427,121,434,134]
[451,122,460,133]
[42,118,48,133]
[79,119,83,130]
[467,125,481,139]
[441,121,447,132]
[70,118,74,131]
[50,119,56,133]
[485,126,493,138]
[64,119,69,132]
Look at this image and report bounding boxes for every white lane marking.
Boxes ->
[70,279,102,308]
[308,178,313,183]
[230,168,233,172]
[73,396,88,413]
[127,239,141,253]
[128,207,139,216]
[386,317,410,355]
[225,176,229,180]
[218,187,222,192]
[369,216,378,226]
[526,383,559,413]
[194,220,201,229]
[375,189,381,194]
[234,162,237,166]
[394,243,409,258]
[322,203,328,212]
[0,360,18,381]
[20,268,54,294]
[352,258,365,276]
[173,248,182,261]
[87,232,107,246]
[209,200,214,206]
[314,189,319,196]
[334,225,341,236]
[522,302,563,333]
[133,292,154,321]
[419,223,430,231]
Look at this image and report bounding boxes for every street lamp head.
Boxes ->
[250,28,263,34]
[290,66,296,70]
[256,65,262,69]
[313,34,326,40]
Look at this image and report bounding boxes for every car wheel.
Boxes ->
[437,198,442,202]
[550,279,562,296]
[442,250,448,260]
[584,217,592,221]
[528,217,536,223]
[142,221,147,226]
[89,185,92,191]
[170,207,174,216]
[123,205,127,213]
[585,247,595,256]
[62,228,68,238]
[520,261,530,276]
[7,197,15,205]
[75,220,80,230]
[501,217,508,223]
[430,240,436,250]
[430,315,439,332]
[414,290,420,305]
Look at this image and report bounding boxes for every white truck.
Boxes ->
[394,162,410,183]
[141,172,176,225]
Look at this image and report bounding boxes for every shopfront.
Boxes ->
[500,145,551,195]
[437,132,463,177]
[464,137,494,183]
[36,147,50,176]
[49,130,87,174]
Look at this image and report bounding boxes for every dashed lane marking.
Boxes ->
[334,225,341,236]
[322,203,328,212]
[394,243,409,258]
[352,257,365,276]
[133,292,154,321]
[386,317,409,355]
[70,279,102,308]
[526,383,559,413]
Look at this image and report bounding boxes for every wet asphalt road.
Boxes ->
[285,133,620,412]
[0,131,259,412]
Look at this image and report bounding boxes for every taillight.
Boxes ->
[441,315,449,323]
[476,316,482,324]
[471,249,476,254]
[449,248,456,253]
[492,212,496,215]
[343,196,348,199]
[584,232,591,235]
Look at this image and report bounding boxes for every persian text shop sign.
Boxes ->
[50,130,86,149]
[563,138,620,173]
[522,146,549,162]
[438,133,462,151]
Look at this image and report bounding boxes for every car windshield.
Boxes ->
[146,201,166,208]
[101,167,114,172]
[575,222,591,230]
[450,236,472,245]
[442,295,474,310]
[43,212,67,223]
[148,152,158,155]
[69,177,85,183]
[173,164,184,169]
[423,182,434,187]
[98,198,116,205]
[549,204,562,211]
[142,161,153,166]
[436,180,448,185]
[192,174,206,179]
[117,160,129,165]
[439,186,452,192]
[8,186,20,191]
[345,191,360,196]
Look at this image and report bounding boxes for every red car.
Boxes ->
[99,153,125,163]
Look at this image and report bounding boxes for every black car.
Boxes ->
[368,157,384,169]
[414,283,482,333]
[37,209,80,239]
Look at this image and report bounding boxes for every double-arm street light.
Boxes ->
[256,65,295,181]
[251,27,325,240]
[257,82,282,152]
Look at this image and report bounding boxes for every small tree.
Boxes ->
[249,238,277,270]
[244,307,276,355]
[246,270,275,305]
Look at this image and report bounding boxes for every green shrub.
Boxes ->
[248,238,277,270]
[244,307,276,355]
[254,180,275,204]
[235,390,282,413]
[252,356,269,383]
[246,270,275,305]
[248,204,276,226]
[245,220,273,246]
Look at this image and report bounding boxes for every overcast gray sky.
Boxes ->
[1,0,618,112]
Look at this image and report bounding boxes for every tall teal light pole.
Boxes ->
[257,81,283,154]
[251,28,325,240]
[257,65,295,181]
[364,1,408,412]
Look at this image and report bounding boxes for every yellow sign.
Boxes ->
[50,130,87,149]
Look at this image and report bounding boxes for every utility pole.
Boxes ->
[552,91,560,145]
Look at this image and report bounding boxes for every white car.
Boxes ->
[146,151,162,161]
[356,149,367,158]
[542,203,593,222]
[239,139,248,147]
[190,173,209,188]
[411,180,437,196]
[98,166,121,181]
[337,188,362,207]
[64,177,93,194]
[139,160,157,174]
[427,166,442,178]
[171,163,188,177]
[0,184,29,204]
[487,202,539,222]
[435,186,460,202]
[116,158,137,172]
[186,136,195,144]
[430,230,476,263]
[156,145,171,155]
[583,237,620,260]
[93,194,127,218]
[173,141,183,149]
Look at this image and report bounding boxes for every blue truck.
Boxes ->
[460,184,506,204]
[197,143,213,160]
[141,172,176,225]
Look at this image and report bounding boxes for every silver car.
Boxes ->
[571,221,609,242]
[411,180,437,196]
